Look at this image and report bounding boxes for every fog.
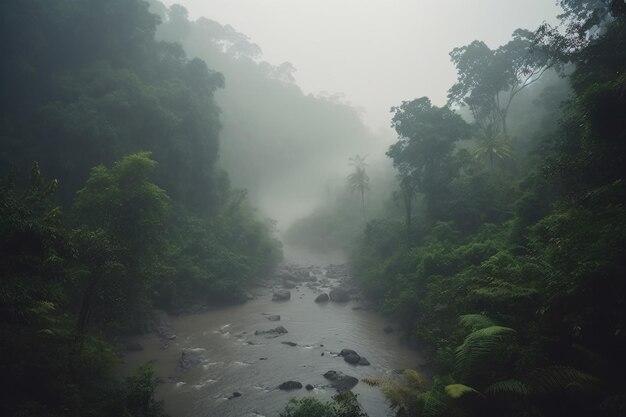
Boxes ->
[162,0,560,131]
[153,0,562,236]
[4,2,625,416]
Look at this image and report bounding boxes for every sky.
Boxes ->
[162,0,561,132]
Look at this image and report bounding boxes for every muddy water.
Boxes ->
[122,251,424,417]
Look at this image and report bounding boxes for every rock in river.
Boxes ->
[255,326,288,338]
[272,290,291,301]
[178,350,204,371]
[314,293,330,303]
[266,314,281,321]
[323,370,359,391]
[339,348,370,366]
[283,280,296,289]
[329,288,350,302]
[281,341,298,347]
[279,381,303,390]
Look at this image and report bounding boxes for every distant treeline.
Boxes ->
[0,1,280,416]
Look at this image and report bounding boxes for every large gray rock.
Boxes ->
[272,290,291,301]
[283,280,296,289]
[178,350,204,371]
[343,352,361,365]
[279,381,303,390]
[323,370,359,391]
[315,293,330,303]
[339,348,369,365]
[329,288,350,302]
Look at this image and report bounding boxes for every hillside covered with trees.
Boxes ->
[348,1,626,416]
[1,1,280,415]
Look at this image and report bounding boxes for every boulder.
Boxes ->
[272,290,291,301]
[305,384,314,391]
[329,288,350,302]
[283,280,296,289]
[343,352,361,365]
[229,392,242,399]
[266,315,281,322]
[279,381,303,390]
[358,357,370,366]
[178,350,203,371]
[340,349,358,357]
[315,293,330,303]
[281,341,298,347]
[323,370,359,392]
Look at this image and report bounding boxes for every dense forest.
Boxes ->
[1,1,280,415]
[1,1,625,417]
[346,1,626,416]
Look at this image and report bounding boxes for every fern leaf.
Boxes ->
[527,366,599,395]
[362,376,384,387]
[455,326,516,377]
[459,314,496,331]
[403,369,425,390]
[485,379,530,396]
[419,391,449,417]
[445,384,482,399]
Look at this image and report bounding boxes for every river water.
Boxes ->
[121,249,425,417]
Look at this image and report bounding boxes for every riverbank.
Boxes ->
[120,261,426,417]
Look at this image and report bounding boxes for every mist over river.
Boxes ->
[121,249,425,417]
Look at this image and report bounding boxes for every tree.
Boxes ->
[72,152,170,332]
[387,97,470,222]
[448,29,551,138]
[347,155,370,221]
[473,134,512,171]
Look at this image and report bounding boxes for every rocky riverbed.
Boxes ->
[120,261,426,417]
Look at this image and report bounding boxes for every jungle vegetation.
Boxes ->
[347,1,626,416]
[0,1,280,416]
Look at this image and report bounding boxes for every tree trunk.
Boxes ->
[361,188,366,222]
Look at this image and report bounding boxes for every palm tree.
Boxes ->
[473,135,512,171]
[347,155,370,221]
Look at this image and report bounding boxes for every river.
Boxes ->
[121,248,425,417]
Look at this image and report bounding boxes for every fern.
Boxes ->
[445,384,482,399]
[527,366,599,395]
[459,314,496,331]
[455,326,517,378]
[419,390,449,417]
[485,379,530,396]
[403,369,425,390]
[362,376,384,387]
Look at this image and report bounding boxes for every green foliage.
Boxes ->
[351,7,626,417]
[280,392,367,417]
[445,384,482,399]
[484,379,530,396]
[455,326,517,381]
[459,314,496,332]
[124,364,167,417]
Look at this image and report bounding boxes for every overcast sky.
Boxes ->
[162,0,561,132]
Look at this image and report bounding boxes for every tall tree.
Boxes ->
[347,155,370,222]
[448,29,551,138]
[387,97,470,221]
